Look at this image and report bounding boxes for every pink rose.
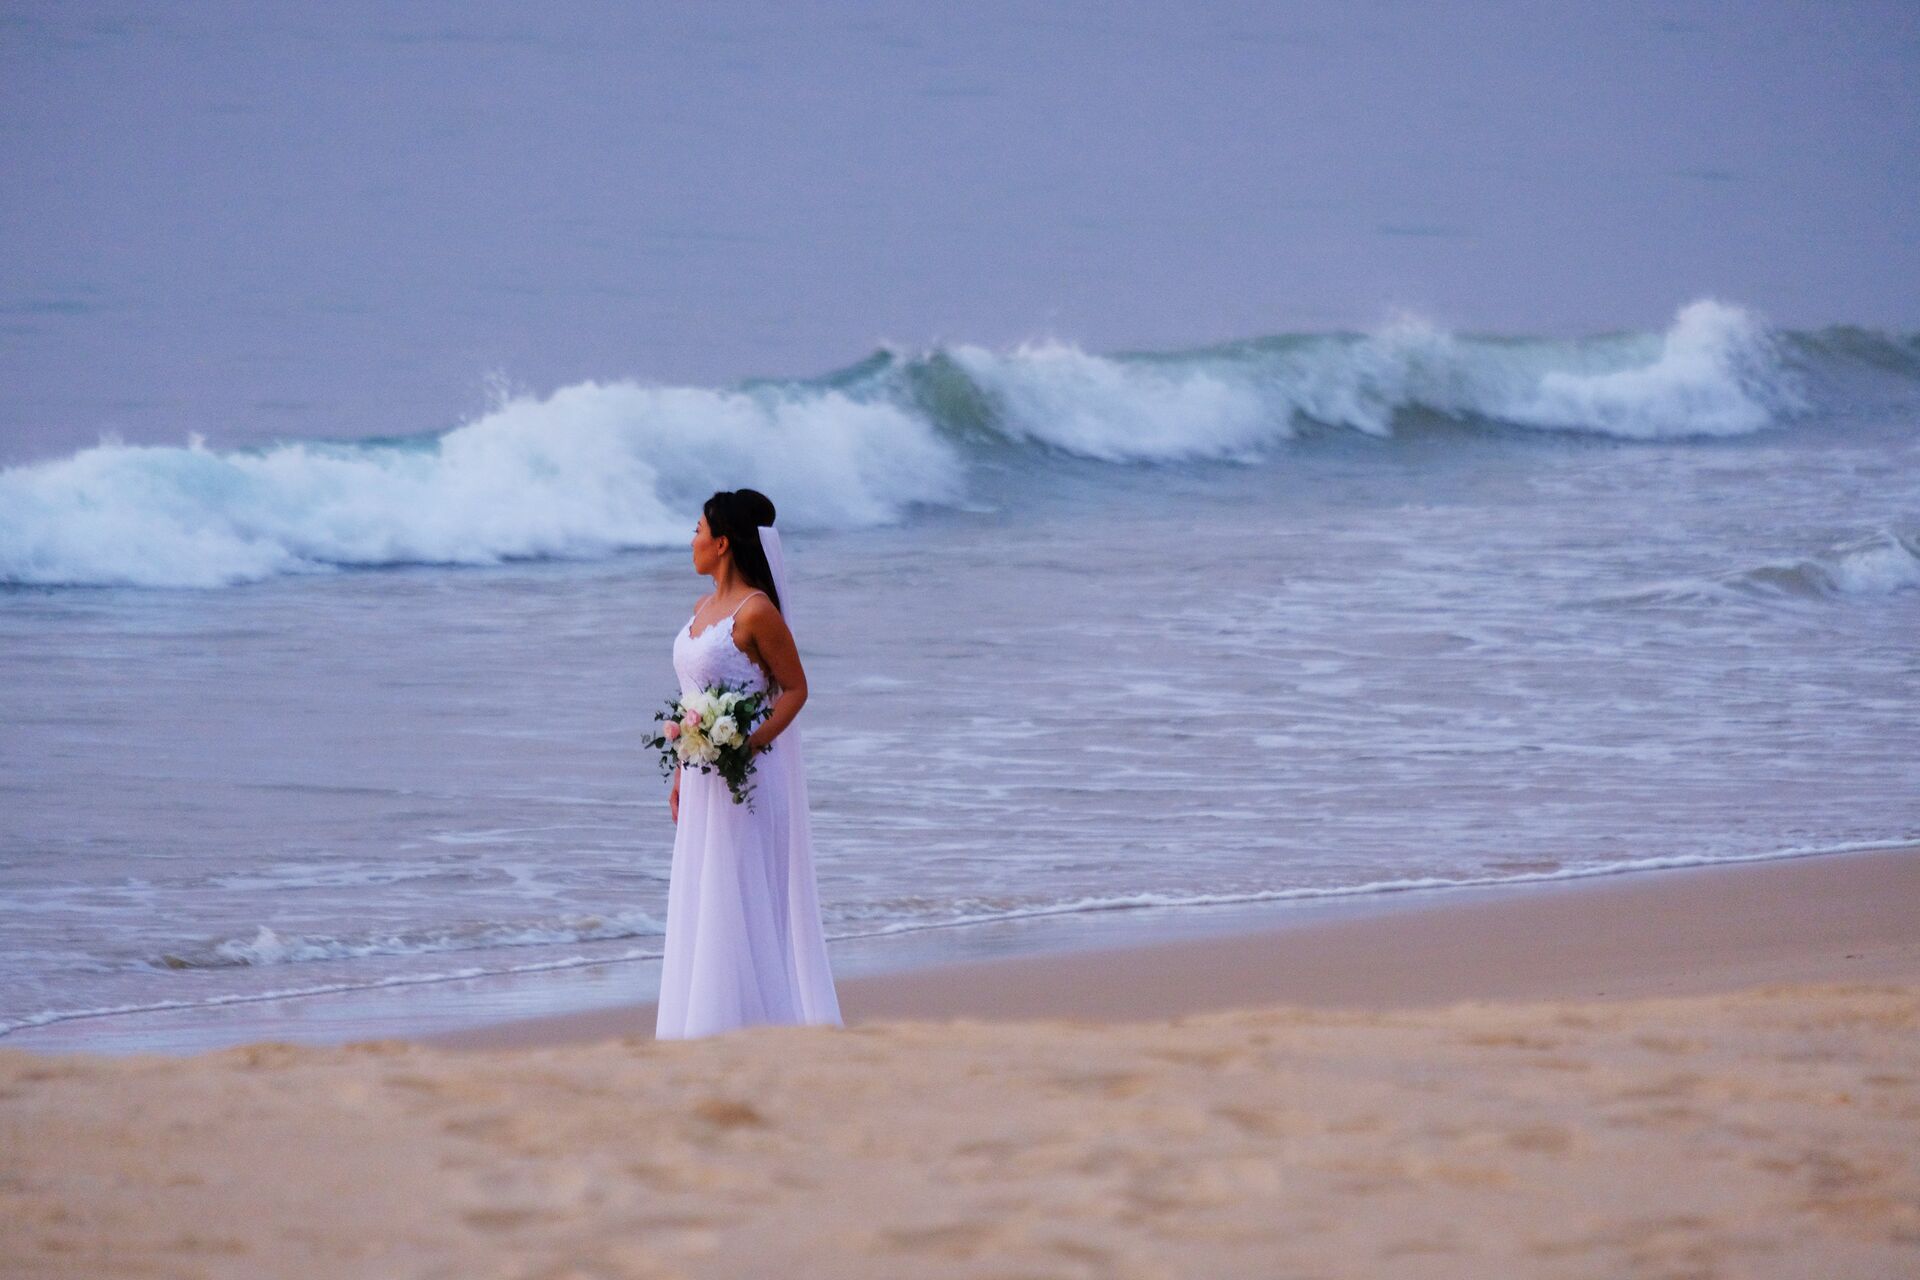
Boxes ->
[682,711,701,731]
[662,721,681,741]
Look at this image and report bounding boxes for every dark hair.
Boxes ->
[702,489,781,613]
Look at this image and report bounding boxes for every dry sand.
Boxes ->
[3,847,1917,1279]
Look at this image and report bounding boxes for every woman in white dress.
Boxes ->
[654,488,844,1039]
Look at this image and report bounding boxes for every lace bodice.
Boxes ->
[672,611,771,700]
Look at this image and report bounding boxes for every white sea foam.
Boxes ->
[947,299,1805,455]
[0,382,961,588]
[173,909,668,969]
[1502,299,1804,437]
[1602,528,1920,607]
[1814,532,1920,596]
[0,300,1876,589]
[946,340,1285,460]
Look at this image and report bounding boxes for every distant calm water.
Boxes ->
[3,304,1917,1042]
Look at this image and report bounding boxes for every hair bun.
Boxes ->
[735,488,777,527]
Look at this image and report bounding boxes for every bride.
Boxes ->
[653,488,844,1039]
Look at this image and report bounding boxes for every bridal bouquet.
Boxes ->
[647,682,773,809]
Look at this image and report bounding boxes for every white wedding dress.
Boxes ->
[653,585,843,1039]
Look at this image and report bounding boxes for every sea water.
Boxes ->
[3,304,1917,1046]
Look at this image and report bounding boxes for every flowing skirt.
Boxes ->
[654,730,843,1039]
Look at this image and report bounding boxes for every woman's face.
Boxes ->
[691,514,727,577]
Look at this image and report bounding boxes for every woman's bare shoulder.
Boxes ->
[736,590,783,629]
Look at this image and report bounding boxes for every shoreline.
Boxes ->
[5,842,1916,1277]
[3,841,1913,1058]
[419,842,1920,1052]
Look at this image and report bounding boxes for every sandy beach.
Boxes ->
[4,846,1916,1279]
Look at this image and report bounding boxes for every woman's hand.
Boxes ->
[669,768,680,824]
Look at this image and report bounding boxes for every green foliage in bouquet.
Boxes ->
[645,682,773,809]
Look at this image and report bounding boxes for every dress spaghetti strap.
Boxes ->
[721,589,766,620]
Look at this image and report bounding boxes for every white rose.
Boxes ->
[684,692,716,723]
[719,690,743,711]
[711,715,740,747]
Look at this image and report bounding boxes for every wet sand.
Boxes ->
[424,845,1920,1049]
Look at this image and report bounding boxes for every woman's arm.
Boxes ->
[735,596,807,751]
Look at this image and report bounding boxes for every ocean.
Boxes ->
[3,302,1917,1048]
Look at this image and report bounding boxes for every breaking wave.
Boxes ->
[1602,528,1920,607]
[0,298,1906,589]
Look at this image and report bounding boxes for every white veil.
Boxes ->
[755,524,842,1026]
[758,525,792,627]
